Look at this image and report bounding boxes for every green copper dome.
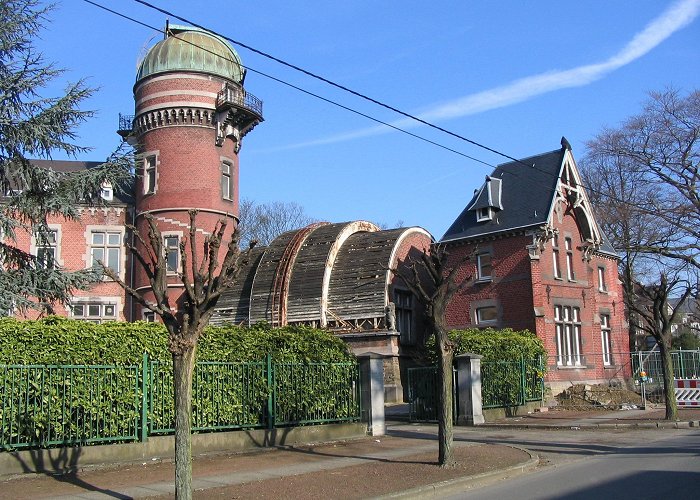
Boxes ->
[136,25,245,84]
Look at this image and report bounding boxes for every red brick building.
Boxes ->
[441,138,628,390]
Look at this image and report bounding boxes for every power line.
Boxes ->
[82,0,663,220]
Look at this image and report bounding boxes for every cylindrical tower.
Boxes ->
[121,25,263,317]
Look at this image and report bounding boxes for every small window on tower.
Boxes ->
[144,155,157,195]
[221,161,233,201]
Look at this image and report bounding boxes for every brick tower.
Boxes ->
[120,25,263,318]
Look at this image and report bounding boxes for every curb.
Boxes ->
[479,420,700,430]
[373,446,539,499]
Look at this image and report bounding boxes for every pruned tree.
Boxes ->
[0,0,131,314]
[237,198,316,247]
[392,243,472,467]
[629,275,694,420]
[581,88,700,418]
[103,210,253,498]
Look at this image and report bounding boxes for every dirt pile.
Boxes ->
[555,383,644,409]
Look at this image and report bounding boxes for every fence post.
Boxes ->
[357,352,385,436]
[455,353,484,426]
[140,352,148,442]
[266,354,274,430]
[520,355,526,406]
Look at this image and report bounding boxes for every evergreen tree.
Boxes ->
[0,0,131,313]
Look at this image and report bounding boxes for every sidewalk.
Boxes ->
[1,407,698,499]
[0,427,536,499]
[484,406,700,429]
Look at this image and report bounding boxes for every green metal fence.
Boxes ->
[407,357,544,421]
[1,355,361,451]
[631,350,700,381]
[481,357,544,408]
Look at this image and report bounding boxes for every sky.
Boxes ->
[34,0,700,239]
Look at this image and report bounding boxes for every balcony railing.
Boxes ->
[117,113,134,138]
[216,84,263,118]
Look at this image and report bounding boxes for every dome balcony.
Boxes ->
[215,84,264,146]
[117,113,134,140]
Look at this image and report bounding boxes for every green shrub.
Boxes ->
[0,317,354,365]
[425,328,546,363]
[0,317,356,448]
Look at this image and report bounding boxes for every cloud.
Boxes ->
[274,0,700,151]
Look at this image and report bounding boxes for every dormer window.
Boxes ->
[100,182,113,201]
[468,176,502,223]
[477,207,493,222]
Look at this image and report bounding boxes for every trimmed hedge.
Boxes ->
[0,317,354,365]
[425,328,547,363]
[0,318,357,449]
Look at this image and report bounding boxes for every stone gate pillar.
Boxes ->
[358,352,385,436]
[455,353,484,425]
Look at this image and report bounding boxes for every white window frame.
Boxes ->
[476,207,493,222]
[555,305,582,366]
[143,153,158,195]
[221,159,233,201]
[475,305,498,326]
[70,299,120,323]
[477,252,492,281]
[143,310,156,322]
[86,226,125,279]
[598,266,607,292]
[163,233,181,274]
[601,314,612,366]
[34,229,59,270]
[552,234,562,279]
[565,237,576,281]
[100,182,113,201]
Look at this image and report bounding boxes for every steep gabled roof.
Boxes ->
[440,140,618,257]
[441,147,564,242]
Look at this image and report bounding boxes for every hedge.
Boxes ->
[425,328,547,363]
[0,317,354,365]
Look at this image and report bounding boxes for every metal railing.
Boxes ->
[1,354,361,451]
[481,357,544,409]
[631,349,700,382]
[216,84,263,117]
[118,113,134,134]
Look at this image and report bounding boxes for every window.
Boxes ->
[552,235,562,279]
[555,305,582,366]
[144,155,156,195]
[598,267,607,292]
[36,230,57,269]
[164,235,179,273]
[565,237,575,281]
[100,182,113,201]
[143,311,156,322]
[477,253,492,281]
[476,207,493,222]
[601,314,612,366]
[221,161,233,200]
[476,306,497,325]
[394,289,414,344]
[91,230,122,274]
[71,301,117,323]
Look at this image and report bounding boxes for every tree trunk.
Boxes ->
[659,341,678,421]
[436,331,455,467]
[173,345,197,499]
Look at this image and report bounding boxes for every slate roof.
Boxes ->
[441,147,564,242]
[7,159,134,205]
[440,144,618,257]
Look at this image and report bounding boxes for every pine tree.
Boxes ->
[0,0,131,313]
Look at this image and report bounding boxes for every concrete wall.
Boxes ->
[0,422,367,478]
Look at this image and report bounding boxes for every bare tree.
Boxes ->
[103,210,253,498]
[581,88,700,418]
[392,244,472,467]
[629,275,694,420]
[237,199,316,247]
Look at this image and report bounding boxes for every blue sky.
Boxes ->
[37,1,700,239]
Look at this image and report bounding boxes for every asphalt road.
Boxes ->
[444,427,700,499]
